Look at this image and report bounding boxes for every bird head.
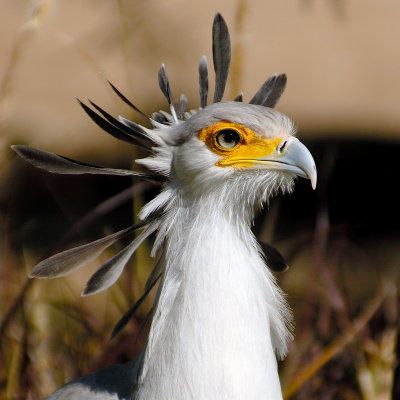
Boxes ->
[164,102,316,201]
[135,13,316,208]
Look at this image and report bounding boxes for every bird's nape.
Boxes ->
[13,12,316,400]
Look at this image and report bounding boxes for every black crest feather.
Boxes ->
[249,74,287,108]
[12,145,160,181]
[212,13,231,103]
[199,55,209,108]
[158,64,173,106]
[85,99,153,150]
[259,241,288,272]
[106,80,149,120]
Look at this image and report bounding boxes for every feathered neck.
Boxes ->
[135,184,292,400]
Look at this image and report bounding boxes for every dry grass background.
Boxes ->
[1,0,399,399]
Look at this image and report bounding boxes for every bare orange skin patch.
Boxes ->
[198,121,284,168]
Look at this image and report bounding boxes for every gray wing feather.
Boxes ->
[44,356,143,400]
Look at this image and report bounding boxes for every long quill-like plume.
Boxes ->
[12,145,163,182]
[212,13,231,103]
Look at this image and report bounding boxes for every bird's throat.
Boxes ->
[136,204,286,400]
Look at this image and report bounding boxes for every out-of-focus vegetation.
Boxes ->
[1,1,399,399]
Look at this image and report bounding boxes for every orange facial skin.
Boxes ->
[198,121,284,168]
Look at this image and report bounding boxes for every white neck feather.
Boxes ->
[135,185,291,400]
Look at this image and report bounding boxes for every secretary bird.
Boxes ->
[13,13,316,400]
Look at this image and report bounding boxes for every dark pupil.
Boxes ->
[222,130,237,143]
[218,129,239,146]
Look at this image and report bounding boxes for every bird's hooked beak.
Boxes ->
[216,135,317,189]
[254,137,317,189]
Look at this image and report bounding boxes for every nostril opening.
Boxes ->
[278,140,288,153]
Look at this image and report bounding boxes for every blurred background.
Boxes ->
[1,0,399,398]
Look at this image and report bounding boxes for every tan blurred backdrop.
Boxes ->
[1,0,400,160]
[1,2,400,398]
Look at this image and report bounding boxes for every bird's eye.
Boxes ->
[215,129,241,150]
